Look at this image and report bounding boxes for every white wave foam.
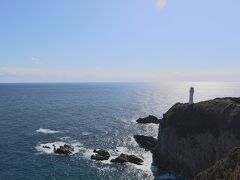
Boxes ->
[59,136,71,141]
[35,141,82,155]
[82,132,92,136]
[49,134,154,173]
[83,148,94,159]
[36,128,60,134]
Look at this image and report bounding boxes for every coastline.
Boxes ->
[135,97,240,179]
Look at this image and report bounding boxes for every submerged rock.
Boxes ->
[53,144,74,155]
[42,145,50,149]
[91,149,110,161]
[194,147,240,180]
[111,153,144,165]
[134,135,157,152]
[154,97,240,178]
[136,115,160,124]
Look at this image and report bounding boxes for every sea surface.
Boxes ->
[0,82,240,180]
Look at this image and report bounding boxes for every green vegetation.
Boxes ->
[195,148,240,180]
[161,98,240,138]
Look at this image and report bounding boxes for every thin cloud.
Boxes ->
[30,57,40,65]
[0,67,150,82]
[0,67,240,83]
[157,0,167,9]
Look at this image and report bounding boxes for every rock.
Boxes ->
[136,115,160,124]
[93,149,110,158]
[194,147,240,180]
[133,135,157,152]
[127,155,144,165]
[42,145,50,149]
[111,154,129,164]
[54,146,72,155]
[111,153,144,165]
[91,149,110,161]
[154,97,240,178]
[64,144,74,152]
[91,154,109,161]
[53,144,74,155]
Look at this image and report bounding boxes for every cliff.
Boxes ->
[154,97,240,178]
[194,147,240,180]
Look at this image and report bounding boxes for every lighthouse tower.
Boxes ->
[189,87,194,105]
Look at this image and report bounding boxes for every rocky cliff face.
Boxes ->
[194,147,240,180]
[154,97,240,178]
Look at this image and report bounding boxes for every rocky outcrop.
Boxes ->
[154,97,240,178]
[91,149,110,161]
[136,115,160,124]
[64,144,74,152]
[194,147,240,180]
[42,145,50,149]
[133,135,157,152]
[111,154,144,165]
[53,144,74,155]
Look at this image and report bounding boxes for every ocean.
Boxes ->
[0,82,240,180]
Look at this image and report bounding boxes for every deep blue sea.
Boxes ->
[1,82,240,180]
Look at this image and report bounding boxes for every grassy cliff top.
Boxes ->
[161,97,240,137]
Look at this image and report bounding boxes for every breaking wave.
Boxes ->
[36,128,60,134]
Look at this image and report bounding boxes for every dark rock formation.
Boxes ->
[154,97,240,178]
[111,154,144,165]
[91,149,110,161]
[42,145,50,149]
[136,115,160,124]
[53,144,74,155]
[194,147,240,180]
[133,135,157,152]
[63,144,74,152]
[91,154,108,161]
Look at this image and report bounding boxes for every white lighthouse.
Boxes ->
[189,87,194,105]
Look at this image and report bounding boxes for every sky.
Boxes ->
[0,0,240,82]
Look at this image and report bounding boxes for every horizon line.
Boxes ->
[0,81,240,84]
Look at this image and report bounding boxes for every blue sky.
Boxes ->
[0,0,239,82]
